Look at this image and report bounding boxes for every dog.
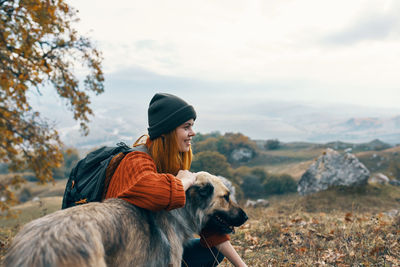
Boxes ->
[4,172,248,267]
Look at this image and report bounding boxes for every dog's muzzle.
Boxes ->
[207,208,248,234]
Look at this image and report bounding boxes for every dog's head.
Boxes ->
[186,171,248,234]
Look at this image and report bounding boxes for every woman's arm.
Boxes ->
[106,151,186,211]
[215,240,247,267]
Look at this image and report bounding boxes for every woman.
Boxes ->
[105,93,247,267]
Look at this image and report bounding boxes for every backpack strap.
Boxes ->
[132,144,149,154]
[101,145,149,200]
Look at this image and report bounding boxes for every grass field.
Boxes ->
[1,182,399,266]
[223,204,400,266]
[219,184,400,266]
[1,144,399,265]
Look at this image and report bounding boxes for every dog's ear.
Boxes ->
[198,182,214,198]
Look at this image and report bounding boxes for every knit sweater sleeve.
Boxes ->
[199,229,230,247]
[105,151,185,211]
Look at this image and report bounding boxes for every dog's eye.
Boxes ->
[223,193,230,202]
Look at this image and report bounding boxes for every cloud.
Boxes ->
[134,40,176,52]
[322,2,400,45]
[323,16,399,45]
[30,64,400,145]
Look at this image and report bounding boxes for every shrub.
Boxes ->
[232,167,269,199]
[191,151,231,177]
[193,137,219,154]
[265,139,280,150]
[219,133,258,162]
[192,131,221,145]
[192,132,258,164]
[241,174,266,199]
[264,174,297,195]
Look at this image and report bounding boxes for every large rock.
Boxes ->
[245,199,269,208]
[369,173,390,184]
[230,147,254,162]
[297,148,370,195]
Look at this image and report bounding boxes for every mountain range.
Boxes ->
[54,106,400,149]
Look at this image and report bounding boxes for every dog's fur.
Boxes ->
[4,172,248,267]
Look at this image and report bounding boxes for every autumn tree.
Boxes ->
[0,0,104,215]
[192,137,218,154]
[52,148,80,180]
[192,132,258,164]
[191,151,231,178]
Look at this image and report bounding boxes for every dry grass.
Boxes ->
[0,196,62,262]
[221,207,400,266]
[15,179,67,198]
[1,196,62,228]
[263,160,314,180]
[1,185,400,266]
[219,184,400,266]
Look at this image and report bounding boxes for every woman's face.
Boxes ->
[176,119,196,152]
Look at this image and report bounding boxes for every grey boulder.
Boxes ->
[298,148,370,195]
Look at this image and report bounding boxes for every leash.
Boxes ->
[182,258,189,267]
[200,234,221,267]
[181,236,221,267]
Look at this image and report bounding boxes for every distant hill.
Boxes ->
[355,145,400,175]
[304,116,400,145]
[255,138,392,153]
[324,139,392,152]
[45,99,400,149]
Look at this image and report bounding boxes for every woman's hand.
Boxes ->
[176,170,196,191]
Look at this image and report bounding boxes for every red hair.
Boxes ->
[133,132,192,175]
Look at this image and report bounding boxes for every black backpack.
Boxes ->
[61,142,148,209]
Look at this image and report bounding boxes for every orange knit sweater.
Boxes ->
[105,151,229,247]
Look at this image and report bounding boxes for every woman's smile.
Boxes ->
[176,119,195,152]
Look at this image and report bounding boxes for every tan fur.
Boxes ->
[4,172,247,267]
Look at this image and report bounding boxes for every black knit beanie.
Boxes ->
[147,93,197,140]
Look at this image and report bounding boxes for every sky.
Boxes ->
[36,0,400,144]
[66,0,400,107]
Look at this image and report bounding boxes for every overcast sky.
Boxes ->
[66,0,400,109]
[36,0,400,144]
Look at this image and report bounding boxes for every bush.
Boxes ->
[264,174,297,195]
[232,167,269,199]
[192,132,258,164]
[191,151,231,177]
[265,139,280,150]
[241,174,266,199]
[219,133,258,162]
[232,167,267,184]
[192,131,221,145]
[193,137,219,154]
